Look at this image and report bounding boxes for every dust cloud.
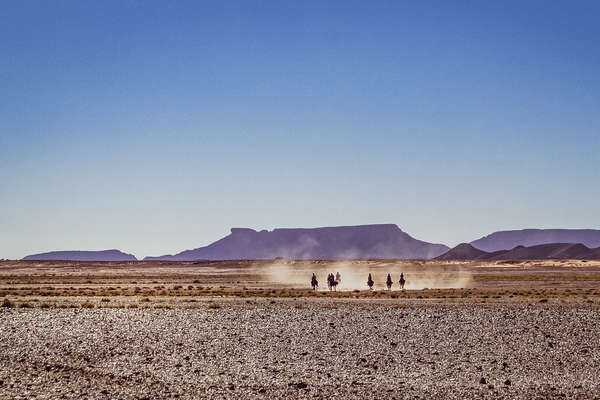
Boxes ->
[261,261,472,291]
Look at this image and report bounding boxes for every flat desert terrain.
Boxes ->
[1,259,600,399]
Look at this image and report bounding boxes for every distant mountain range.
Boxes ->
[19,227,600,261]
[469,229,600,252]
[437,242,600,260]
[22,250,137,262]
[144,224,449,261]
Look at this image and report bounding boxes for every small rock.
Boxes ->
[293,382,308,389]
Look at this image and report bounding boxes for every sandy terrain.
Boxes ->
[1,260,600,399]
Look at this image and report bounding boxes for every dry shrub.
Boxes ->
[1,299,13,308]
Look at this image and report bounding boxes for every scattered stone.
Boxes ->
[0,301,597,398]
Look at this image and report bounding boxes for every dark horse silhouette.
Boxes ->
[399,272,406,289]
[311,273,318,290]
[327,273,338,291]
[386,273,393,290]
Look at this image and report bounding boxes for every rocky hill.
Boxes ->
[435,243,490,260]
[437,242,600,260]
[22,250,137,262]
[144,224,449,261]
[470,229,600,252]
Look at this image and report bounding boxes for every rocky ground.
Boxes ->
[1,299,599,399]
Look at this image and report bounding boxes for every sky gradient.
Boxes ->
[2,1,599,259]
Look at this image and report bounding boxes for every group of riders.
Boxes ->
[310,272,406,291]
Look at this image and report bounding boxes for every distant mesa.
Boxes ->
[22,249,137,262]
[470,229,600,252]
[144,224,449,261]
[437,242,600,260]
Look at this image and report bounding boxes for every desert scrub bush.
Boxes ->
[208,303,220,309]
[81,302,95,309]
[140,297,151,302]
[19,302,33,308]
[128,304,138,309]
[40,303,51,309]
[100,298,110,302]
[2,298,14,308]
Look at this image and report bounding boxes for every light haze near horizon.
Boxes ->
[1,1,599,259]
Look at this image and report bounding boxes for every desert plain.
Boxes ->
[1,259,600,399]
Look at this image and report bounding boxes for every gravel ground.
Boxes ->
[1,299,599,399]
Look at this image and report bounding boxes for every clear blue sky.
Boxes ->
[1,1,599,259]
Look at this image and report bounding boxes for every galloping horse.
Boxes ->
[386,273,393,290]
[399,272,406,289]
[327,273,339,291]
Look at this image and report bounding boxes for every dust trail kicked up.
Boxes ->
[261,261,472,291]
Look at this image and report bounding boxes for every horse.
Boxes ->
[311,273,318,290]
[386,273,393,290]
[399,273,406,290]
[327,273,339,291]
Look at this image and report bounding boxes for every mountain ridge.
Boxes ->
[437,242,600,260]
[144,224,449,261]
[22,249,137,262]
[470,229,600,252]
